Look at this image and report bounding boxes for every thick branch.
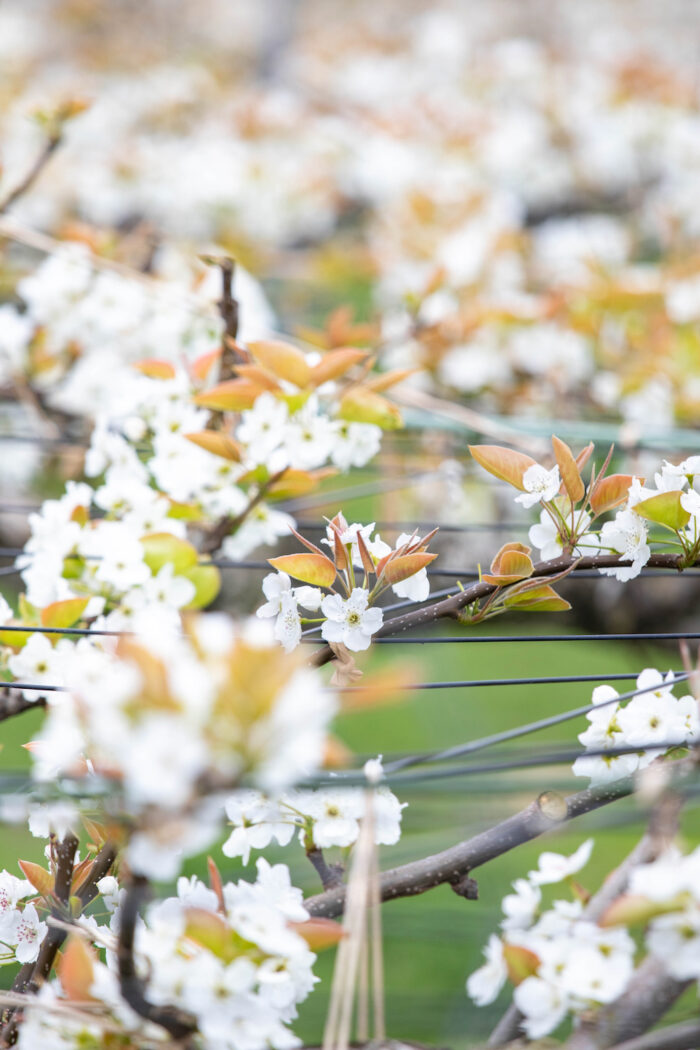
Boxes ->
[0,690,45,723]
[609,1020,700,1050]
[117,875,198,1041]
[312,553,695,667]
[565,958,690,1050]
[305,779,635,918]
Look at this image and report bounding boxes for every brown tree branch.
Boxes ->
[311,553,696,667]
[608,1020,700,1050]
[0,690,46,723]
[307,847,345,890]
[304,778,638,919]
[200,467,288,555]
[1,841,117,1047]
[117,875,198,1042]
[0,133,62,215]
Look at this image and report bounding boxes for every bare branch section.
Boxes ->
[608,1020,700,1050]
[312,553,696,667]
[117,875,198,1042]
[0,690,46,724]
[0,133,62,215]
[305,779,635,919]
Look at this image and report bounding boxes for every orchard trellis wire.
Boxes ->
[2,2,700,1048]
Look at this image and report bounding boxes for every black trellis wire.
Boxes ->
[379,672,693,775]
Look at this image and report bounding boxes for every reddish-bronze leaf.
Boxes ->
[268,553,336,588]
[590,474,636,516]
[552,435,584,503]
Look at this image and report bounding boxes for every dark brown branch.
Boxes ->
[305,779,637,919]
[0,690,46,723]
[117,875,198,1042]
[311,553,696,667]
[200,467,288,555]
[1,840,117,1046]
[0,133,62,215]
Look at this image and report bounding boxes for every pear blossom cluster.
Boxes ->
[257,515,435,652]
[16,863,319,1050]
[222,784,406,864]
[467,840,637,1037]
[0,870,47,965]
[573,669,700,787]
[26,613,336,878]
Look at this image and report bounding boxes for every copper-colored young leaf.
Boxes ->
[233,363,281,391]
[133,358,176,379]
[266,469,336,502]
[483,547,534,585]
[355,529,376,577]
[268,553,337,588]
[326,520,349,573]
[575,442,595,473]
[40,597,90,630]
[184,432,242,461]
[248,339,311,388]
[634,490,691,532]
[310,348,368,386]
[552,435,584,503]
[18,859,54,896]
[189,346,222,382]
[590,474,636,516]
[380,552,437,585]
[193,378,263,412]
[207,856,226,914]
[323,730,354,767]
[339,665,417,711]
[503,943,540,986]
[366,368,418,393]
[58,935,96,1001]
[469,445,537,491]
[287,526,327,558]
[290,918,346,951]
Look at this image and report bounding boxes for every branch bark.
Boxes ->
[608,1020,700,1050]
[117,875,198,1042]
[0,690,45,723]
[305,779,636,919]
[311,553,696,667]
[0,133,62,215]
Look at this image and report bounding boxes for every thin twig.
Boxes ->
[0,134,62,215]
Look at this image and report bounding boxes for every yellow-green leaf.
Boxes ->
[141,533,198,574]
[337,389,402,430]
[40,597,90,630]
[469,445,537,491]
[268,553,337,588]
[634,490,691,532]
[181,565,221,609]
[599,893,688,928]
[504,584,571,612]
[503,943,540,986]
[484,543,534,584]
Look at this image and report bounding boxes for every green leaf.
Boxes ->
[181,565,221,610]
[634,490,691,532]
[141,533,198,574]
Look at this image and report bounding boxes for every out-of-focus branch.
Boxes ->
[311,553,699,667]
[566,958,691,1050]
[200,467,288,555]
[305,778,636,919]
[307,846,344,891]
[0,133,62,215]
[117,875,197,1042]
[608,1020,700,1050]
[0,690,46,724]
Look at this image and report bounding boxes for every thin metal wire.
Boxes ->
[346,632,700,645]
[342,671,683,691]
[381,671,693,775]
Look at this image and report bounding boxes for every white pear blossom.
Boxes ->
[515,464,561,508]
[466,934,507,1006]
[527,839,593,885]
[320,588,383,651]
